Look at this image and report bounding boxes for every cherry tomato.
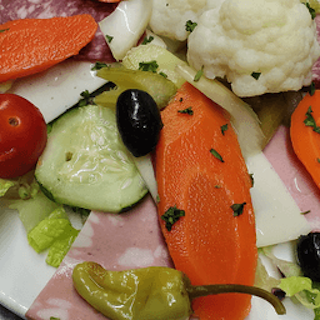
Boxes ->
[0,94,47,179]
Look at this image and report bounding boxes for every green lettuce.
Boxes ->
[28,207,79,267]
[261,245,320,319]
[0,179,15,197]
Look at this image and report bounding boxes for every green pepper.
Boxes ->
[72,262,286,320]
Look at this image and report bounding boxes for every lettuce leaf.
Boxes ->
[46,226,79,268]
[0,179,15,197]
[261,244,320,318]
[279,276,320,309]
[27,207,80,267]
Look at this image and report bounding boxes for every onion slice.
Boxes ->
[175,64,265,159]
[99,0,152,61]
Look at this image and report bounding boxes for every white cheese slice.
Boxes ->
[8,60,107,123]
[247,152,311,248]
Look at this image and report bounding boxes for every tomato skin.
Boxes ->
[0,94,47,179]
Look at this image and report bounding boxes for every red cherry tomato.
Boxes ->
[0,94,47,179]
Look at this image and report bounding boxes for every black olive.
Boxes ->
[297,232,320,281]
[116,89,163,157]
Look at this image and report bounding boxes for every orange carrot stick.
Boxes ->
[0,15,98,82]
[290,90,320,188]
[156,82,257,320]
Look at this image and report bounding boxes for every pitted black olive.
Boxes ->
[116,89,163,157]
[297,232,320,282]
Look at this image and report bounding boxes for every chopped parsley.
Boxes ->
[105,34,114,43]
[159,71,168,78]
[304,106,320,133]
[231,202,246,217]
[301,210,311,215]
[310,81,316,96]
[317,158,320,163]
[50,317,61,320]
[249,173,254,187]
[251,72,261,80]
[78,90,95,107]
[91,62,110,71]
[138,60,159,73]
[178,107,194,115]
[161,206,185,231]
[0,28,9,33]
[210,148,224,162]
[304,2,316,19]
[142,35,154,45]
[194,66,204,82]
[220,124,228,135]
[185,20,197,32]
[179,97,183,102]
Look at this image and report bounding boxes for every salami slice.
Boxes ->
[0,0,118,62]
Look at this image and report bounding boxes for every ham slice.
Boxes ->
[0,0,117,62]
[264,125,320,231]
[26,195,173,320]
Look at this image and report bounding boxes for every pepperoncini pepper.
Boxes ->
[72,261,286,320]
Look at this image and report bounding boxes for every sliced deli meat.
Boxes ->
[26,195,173,320]
[0,0,118,62]
[264,125,320,231]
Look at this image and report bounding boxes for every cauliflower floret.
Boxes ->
[149,0,209,41]
[187,0,320,97]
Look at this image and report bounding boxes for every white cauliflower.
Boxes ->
[187,0,320,97]
[149,0,209,41]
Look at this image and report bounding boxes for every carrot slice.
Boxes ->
[156,82,257,320]
[290,90,320,188]
[0,15,98,82]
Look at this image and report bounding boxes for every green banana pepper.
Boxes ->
[72,262,286,320]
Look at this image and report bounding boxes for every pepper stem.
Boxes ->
[187,284,286,315]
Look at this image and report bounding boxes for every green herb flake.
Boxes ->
[304,106,320,133]
[304,2,316,19]
[185,20,198,32]
[317,158,320,163]
[178,107,194,115]
[210,148,224,162]
[0,28,9,33]
[91,62,110,71]
[78,90,95,107]
[159,71,168,78]
[221,124,228,135]
[231,202,246,217]
[214,185,221,189]
[142,35,154,45]
[301,210,311,215]
[50,317,61,320]
[138,60,159,73]
[179,97,183,102]
[194,66,204,82]
[249,173,254,187]
[161,205,185,231]
[251,72,261,80]
[310,82,316,96]
[105,34,114,43]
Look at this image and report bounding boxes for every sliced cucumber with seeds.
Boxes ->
[35,104,147,213]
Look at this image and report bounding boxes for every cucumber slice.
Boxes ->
[35,104,147,213]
